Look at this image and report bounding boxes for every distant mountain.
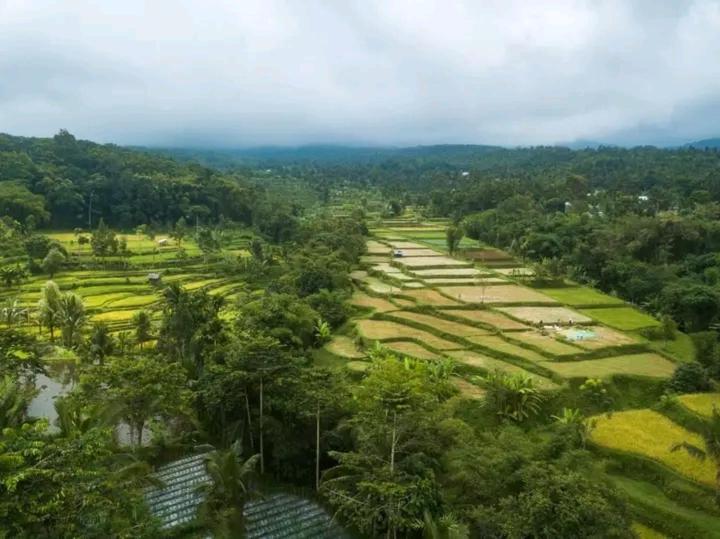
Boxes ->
[685,138,720,149]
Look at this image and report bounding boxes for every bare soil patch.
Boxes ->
[439,285,556,304]
[498,306,591,325]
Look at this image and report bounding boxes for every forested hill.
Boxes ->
[0,131,260,229]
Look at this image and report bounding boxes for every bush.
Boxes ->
[667,362,711,393]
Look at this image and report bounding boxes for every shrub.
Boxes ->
[667,362,711,394]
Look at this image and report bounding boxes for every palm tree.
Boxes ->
[200,442,260,535]
[1,298,26,327]
[480,370,545,423]
[671,407,720,505]
[87,322,114,364]
[37,280,62,341]
[55,397,123,439]
[57,292,86,347]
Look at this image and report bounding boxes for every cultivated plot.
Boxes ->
[355,319,464,350]
[395,256,471,269]
[538,287,624,306]
[411,268,483,278]
[498,306,591,325]
[452,377,486,399]
[677,393,720,417]
[556,326,640,350]
[507,331,583,356]
[540,353,676,379]
[366,240,392,254]
[324,336,365,359]
[580,307,660,331]
[387,241,428,249]
[446,350,557,389]
[388,311,490,337]
[440,285,556,304]
[396,248,444,257]
[384,341,442,360]
[440,308,529,330]
[590,409,715,486]
[464,335,548,363]
[399,289,460,306]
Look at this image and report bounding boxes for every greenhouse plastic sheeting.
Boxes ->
[244,493,348,538]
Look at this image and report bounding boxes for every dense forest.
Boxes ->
[3,133,720,538]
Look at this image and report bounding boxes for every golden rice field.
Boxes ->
[439,308,529,330]
[464,335,548,363]
[383,341,441,360]
[677,393,720,417]
[324,336,365,359]
[348,291,398,312]
[590,409,716,486]
[445,350,557,389]
[399,289,460,306]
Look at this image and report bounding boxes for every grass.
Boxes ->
[649,332,696,363]
[631,522,667,539]
[612,475,720,538]
[452,377,486,399]
[537,287,624,306]
[677,393,720,418]
[355,319,464,350]
[590,409,716,486]
[439,285,557,304]
[580,307,660,331]
[540,353,675,379]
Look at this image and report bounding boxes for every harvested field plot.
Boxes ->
[412,268,482,277]
[440,285,556,304]
[400,289,460,306]
[388,241,427,249]
[361,276,396,294]
[399,248,444,257]
[557,326,639,350]
[355,319,463,350]
[324,336,365,359]
[371,263,402,274]
[541,353,675,379]
[424,278,483,285]
[389,311,490,337]
[508,331,582,356]
[498,306,590,325]
[464,335,548,363]
[590,409,715,486]
[350,270,368,280]
[384,341,441,360]
[538,287,624,306]
[402,282,425,289]
[393,298,416,308]
[494,267,534,277]
[366,240,392,254]
[360,255,388,264]
[452,377,486,399]
[440,309,529,330]
[580,307,660,331]
[396,256,470,269]
[446,350,557,389]
[677,393,720,417]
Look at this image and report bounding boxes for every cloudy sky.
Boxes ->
[1,0,720,147]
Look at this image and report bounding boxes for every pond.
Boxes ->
[28,361,76,431]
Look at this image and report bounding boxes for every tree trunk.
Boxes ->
[315,403,321,491]
[49,324,54,342]
[136,420,144,447]
[390,411,397,474]
[259,376,264,474]
[244,391,254,450]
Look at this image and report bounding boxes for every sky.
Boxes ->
[1,0,720,148]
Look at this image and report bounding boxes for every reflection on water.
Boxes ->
[28,362,76,430]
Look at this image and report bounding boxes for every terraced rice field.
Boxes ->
[590,410,716,486]
[423,278,484,285]
[498,306,591,325]
[677,393,720,417]
[440,285,557,304]
[507,331,583,356]
[446,350,556,389]
[541,353,676,379]
[556,325,640,350]
[355,319,464,350]
[387,311,490,337]
[384,341,441,360]
[452,377,486,399]
[324,336,365,359]
[387,241,427,249]
[399,289,460,306]
[538,287,624,306]
[439,308,529,330]
[579,307,661,331]
[465,334,549,363]
[396,256,471,269]
[349,292,398,312]
[411,268,483,277]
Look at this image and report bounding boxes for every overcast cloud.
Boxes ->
[1,0,720,147]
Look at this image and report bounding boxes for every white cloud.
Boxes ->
[0,0,719,146]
